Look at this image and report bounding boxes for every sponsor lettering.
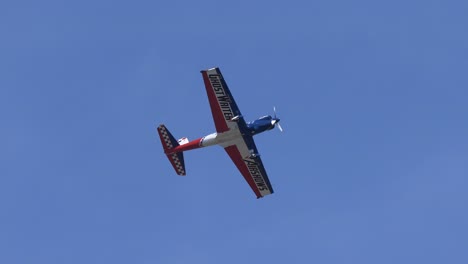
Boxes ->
[209,74,234,121]
[244,159,268,191]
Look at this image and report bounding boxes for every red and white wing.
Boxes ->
[201,68,242,133]
[224,136,274,198]
[202,67,274,198]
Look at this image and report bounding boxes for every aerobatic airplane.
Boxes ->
[157,67,282,198]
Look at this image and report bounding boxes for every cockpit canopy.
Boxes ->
[258,115,272,121]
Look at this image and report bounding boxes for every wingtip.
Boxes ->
[201,67,219,73]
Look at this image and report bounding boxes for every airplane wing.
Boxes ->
[201,68,242,133]
[201,67,274,198]
[224,136,274,198]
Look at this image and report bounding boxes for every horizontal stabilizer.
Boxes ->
[157,124,179,152]
[166,152,186,175]
[157,124,186,176]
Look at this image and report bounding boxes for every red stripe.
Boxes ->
[169,138,203,154]
[202,71,229,132]
[224,145,262,198]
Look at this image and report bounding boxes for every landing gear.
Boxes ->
[249,149,260,158]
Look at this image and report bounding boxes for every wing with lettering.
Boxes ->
[224,136,274,198]
[201,68,242,133]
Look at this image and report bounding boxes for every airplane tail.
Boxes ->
[157,124,186,175]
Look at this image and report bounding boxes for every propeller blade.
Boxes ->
[272,106,283,132]
[277,122,283,132]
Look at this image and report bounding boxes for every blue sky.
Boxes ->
[1,0,467,263]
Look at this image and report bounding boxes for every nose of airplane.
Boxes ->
[272,118,283,132]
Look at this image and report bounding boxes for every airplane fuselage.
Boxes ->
[166,115,280,155]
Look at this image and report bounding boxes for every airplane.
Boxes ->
[157,67,282,198]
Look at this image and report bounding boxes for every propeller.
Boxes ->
[272,106,283,132]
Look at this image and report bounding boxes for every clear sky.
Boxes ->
[1,0,467,263]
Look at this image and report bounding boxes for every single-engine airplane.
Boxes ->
[157,67,282,198]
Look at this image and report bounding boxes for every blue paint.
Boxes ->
[246,115,280,135]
